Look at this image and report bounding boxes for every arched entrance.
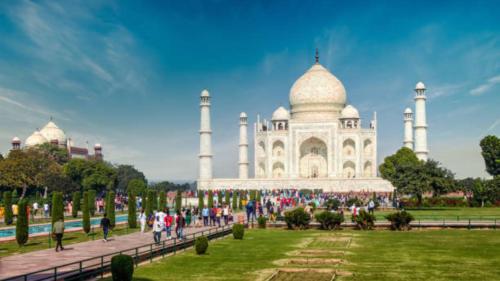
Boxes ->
[299,137,328,178]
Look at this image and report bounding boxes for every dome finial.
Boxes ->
[315,48,319,63]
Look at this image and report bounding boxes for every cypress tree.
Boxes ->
[256,191,261,204]
[71,191,81,218]
[88,189,96,216]
[239,191,244,210]
[198,190,204,210]
[107,191,116,228]
[208,190,214,208]
[175,190,182,212]
[225,191,230,206]
[51,192,64,226]
[3,191,13,225]
[159,191,166,211]
[146,189,155,216]
[232,190,238,210]
[217,191,223,207]
[16,199,29,246]
[12,189,18,204]
[128,191,137,228]
[82,192,90,233]
[250,190,256,201]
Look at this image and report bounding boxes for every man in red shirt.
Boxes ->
[164,208,173,239]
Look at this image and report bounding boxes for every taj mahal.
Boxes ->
[197,51,428,192]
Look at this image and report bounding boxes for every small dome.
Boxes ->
[40,121,66,144]
[12,136,21,143]
[341,105,360,119]
[201,89,210,97]
[415,81,426,90]
[25,130,48,147]
[404,107,412,114]
[94,143,102,148]
[289,63,346,120]
[240,112,247,118]
[272,106,290,121]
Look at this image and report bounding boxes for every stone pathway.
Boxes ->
[0,223,229,280]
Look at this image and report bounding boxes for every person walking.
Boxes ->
[223,204,229,225]
[164,209,173,239]
[175,210,185,241]
[53,218,65,252]
[100,213,111,242]
[139,209,147,233]
[202,205,209,226]
[186,209,192,227]
[368,200,375,215]
[215,205,222,227]
[210,206,216,226]
[153,215,162,244]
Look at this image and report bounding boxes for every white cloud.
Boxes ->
[470,74,500,96]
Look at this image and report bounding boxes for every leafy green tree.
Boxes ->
[208,190,214,208]
[256,190,261,203]
[3,191,13,225]
[36,143,70,165]
[232,191,238,210]
[71,191,81,218]
[127,179,147,197]
[145,190,155,216]
[150,181,191,192]
[217,191,223,206]
[379,147,420,183]
[480,135,500,176]
[250,190,256,201]
[159,191,166,211]
[423,160,455,197]
[64,159,117,194]
[198,190,204,210]
[107,191,116,228]
[116,165,147,193]
[128,191,137,228]
[225,191,230,206]
[88,189,96,216]
[239,191,244,210]
[175,190,182,212]
[82,191,91,233]
[51,192,64,226]
[16,199,29,246]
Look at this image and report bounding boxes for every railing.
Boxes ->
[3,224,237,281]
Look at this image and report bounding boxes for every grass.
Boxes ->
[0,224,139,257]
[372,207,500,221]
[120,228,500,281]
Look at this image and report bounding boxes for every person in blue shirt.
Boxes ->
[202,205,209,226]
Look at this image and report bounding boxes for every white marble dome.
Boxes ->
[289,63,346,121]
[341,105,360,119]
[415,81,426,90]
[201,89,210,97]
[25,130,48,147]
[404,107,413,114]
[12,136,21,142]
[272,106,290,120]
[40,121,66,144]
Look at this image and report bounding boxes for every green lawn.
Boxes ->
[124,228,500,281]
[342,207,500,221]
[0,224,138,257]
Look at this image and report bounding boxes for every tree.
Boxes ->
[64,159,117,194]
[88,189,96,216]
[423,160,455,197]
[150,181,191,192]
[208,190,214,208]
[36,143,70,165]
[116,165,147,193]
[480,135,500,176]
[16,199,29,246]
[128,191,137,228]
[51,192,64,226]
[232,190,238,210]
[107,191,116,228]
[175,190,182,212]
[72,191,81,218]
[159,191,166,211]
[82,191,91,233]
[379,147,420,183]
[256,190,261,203]
[145,190,155,216]
[225,190,230,206]
[3,191,13,225]
[217,191,223,206]
[239,191,244,210]
[127,179,147,197]
[198,190,204,210]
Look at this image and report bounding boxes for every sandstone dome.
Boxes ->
[289,63,346,121]
[25,130,48,147]
[272,106,290,121]
[40,121,66,144]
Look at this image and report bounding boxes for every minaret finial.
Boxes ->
[315,48,319,63]
[50,116,53,121]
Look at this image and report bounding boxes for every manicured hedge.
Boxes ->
[107,191,116,228]
[82,191,91,233]
[51,192,64,226]
[208,190,214,208]
[353,209,376,230]
[16,199,29,246]
[315,211,344,230]
[88,189,96,216]
[385,211,414,231]
[72,191,80,218]
[257,216,267,229]
[232,223,244,239]
[111,254,134,281]
[159,191,166,211]
[3,191,13,225]
[128,191,137,228]
[175,190,182,212]
[284,207,311,229]
[195,236,209,255]
[198,190,204,210]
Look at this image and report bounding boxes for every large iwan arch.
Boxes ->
[299,137,328,178]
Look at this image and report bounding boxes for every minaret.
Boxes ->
[199,89,213,179]
[403,108,414,149]
[413,82,428,161]
[238,112,249,179]
[11,137,21,150]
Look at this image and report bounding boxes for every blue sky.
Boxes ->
[0,0,498,181]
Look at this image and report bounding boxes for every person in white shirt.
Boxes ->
[43,203,49,218]
[33,202,39,217]
[138,209,147,233]
[157,209,167,230]
[223,205,229,225]
[153,215,162,244]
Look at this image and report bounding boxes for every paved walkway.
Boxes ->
[0,223,229,280]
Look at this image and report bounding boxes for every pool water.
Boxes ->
[0,215,129,238]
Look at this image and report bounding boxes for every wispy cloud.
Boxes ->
[487,118,500,132]
[470,75,500,96]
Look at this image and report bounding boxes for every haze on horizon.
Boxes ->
[0,0,498,182]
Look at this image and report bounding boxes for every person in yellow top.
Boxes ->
[12,204,18,216]
[215,205,222,227]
